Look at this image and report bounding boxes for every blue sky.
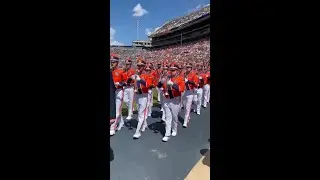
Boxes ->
[110,0,210,46]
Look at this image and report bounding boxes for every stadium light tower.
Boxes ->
[136,18,139,40]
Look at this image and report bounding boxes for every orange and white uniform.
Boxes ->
[157,63,185,142]
[132,60,155,139]
[183,66,199,126]
[123,67,136,119]
[110,59,126,135]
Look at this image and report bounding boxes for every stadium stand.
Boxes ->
[110,4,210,67]
[149,4,210,37]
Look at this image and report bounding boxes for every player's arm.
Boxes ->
[172,78,185,92]
[136,74,147,87]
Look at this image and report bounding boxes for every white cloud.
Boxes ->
[110,27,124,46]
[132,3,148,17]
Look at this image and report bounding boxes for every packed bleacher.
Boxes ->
[110,38,210,67]
[150,5,210,37]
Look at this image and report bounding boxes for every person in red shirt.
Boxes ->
[122,58,136,120]
[182,62,199,127]
[110,54,126,136]
[132,59,154,139]
[157,62,185,142]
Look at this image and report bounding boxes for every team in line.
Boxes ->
[110,53,210,142]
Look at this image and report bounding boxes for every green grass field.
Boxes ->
[121,89,159,116]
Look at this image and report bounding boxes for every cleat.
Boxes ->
[126,116,132,120]
[183,124,187,128]
[197,112,200,115]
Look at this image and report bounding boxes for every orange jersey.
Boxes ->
[148,71,156,88]
[150,70,158,86]
[123,68,136,86]
[160,75,185,98]
[185,71,199,90]
[112,68,125,89]
[198,73,207,87]
[136,72,154,93]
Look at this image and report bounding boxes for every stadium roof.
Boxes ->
[110,45,134,48]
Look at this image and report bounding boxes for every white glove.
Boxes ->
[167,80,173,86]
[136,75,141,81]
[206,75,209,78]
[161,78,166,83]
[160,87,164,91]
[131,75,136,79]
[199,76,203,80]
[114,82,120,86]
[184,78,188,82]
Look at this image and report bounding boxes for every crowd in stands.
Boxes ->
[110,38,210,67]
[150,5,210,36]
